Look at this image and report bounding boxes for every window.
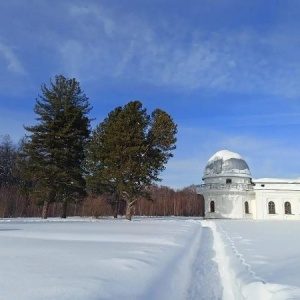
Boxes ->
[245,201,249,214]
[285,202,291,215]
[210,201,215,213]
[268,201,275,214]
[261,184,265,187]
[226,179,232,184]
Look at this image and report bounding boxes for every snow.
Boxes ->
[1,217,300,299]
[207,149,243,163]
[0,217,203,300]
[211,220,300,299]
[254,177,300,183]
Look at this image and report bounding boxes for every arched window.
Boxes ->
[285,202,291,214]
[210,201,215,213]
[245,201,249,214]
[268,201,275,214]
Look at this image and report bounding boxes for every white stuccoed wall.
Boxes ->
[253,180,300,220]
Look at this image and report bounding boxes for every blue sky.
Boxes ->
[1,0,300,188]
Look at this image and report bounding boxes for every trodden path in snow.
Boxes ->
[187,222,223,300]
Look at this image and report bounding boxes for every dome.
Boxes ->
[203,149,251,179]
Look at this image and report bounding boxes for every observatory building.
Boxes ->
[198,150,300,220]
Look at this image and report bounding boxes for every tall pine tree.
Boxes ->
[23,75,92,218]
[85,101,177,220]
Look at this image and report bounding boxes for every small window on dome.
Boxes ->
[226,179,232,184]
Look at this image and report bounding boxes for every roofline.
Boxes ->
[253,180,300,184]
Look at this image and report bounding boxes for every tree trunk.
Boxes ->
[113,197,120,218]
[125,203,132,221]
[122,192,135,221]
[42,201,49,219]
[125,199,137,221]
[61,200,68,219]
[113,211,118,218]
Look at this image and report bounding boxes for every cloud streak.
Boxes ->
[52,3,300,98]
[1,1,300,98]
[0,42,26,75]
[198,113,300,128]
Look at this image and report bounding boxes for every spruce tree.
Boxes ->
[86,101,177,220]
[23,75,92,218]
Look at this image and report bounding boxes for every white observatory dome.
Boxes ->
[203,150,251,179]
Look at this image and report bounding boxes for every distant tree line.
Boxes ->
[0,181,204,218]
[0,75,203,220]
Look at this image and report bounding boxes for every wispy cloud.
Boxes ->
[55,3,300,98]
[1,1,299,98]
[0,42,26,75]
[199,113,300,128]
[69,4,115,38]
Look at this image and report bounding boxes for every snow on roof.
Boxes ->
[203,149,251,178]
[253,178,300,183]
[207,149,244,163]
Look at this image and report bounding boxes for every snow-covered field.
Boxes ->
[0,217,300,300]
[213,220,300,299]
